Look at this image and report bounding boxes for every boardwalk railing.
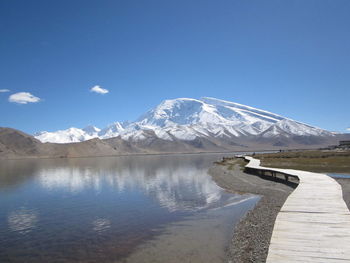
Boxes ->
[243,156,298,182]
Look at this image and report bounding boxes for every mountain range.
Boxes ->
[1,97,348,159]
[35,97,332,143]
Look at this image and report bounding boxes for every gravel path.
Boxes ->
[208,159,298,263]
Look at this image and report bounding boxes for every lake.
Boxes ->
[328,173,350,179]
[0,154,258,263]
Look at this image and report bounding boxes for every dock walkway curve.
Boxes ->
[244,156,350,262]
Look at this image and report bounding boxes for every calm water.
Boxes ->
[328,173,350,179]
[0,154,257,262]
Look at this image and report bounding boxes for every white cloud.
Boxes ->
[347,128,350,131]
[0,89,10,92]
[90,85,109,94]
[8,92,41,104]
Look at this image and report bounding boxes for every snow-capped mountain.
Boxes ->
[260,119,331,138]
[35,127,100,143]
[82,125,101,136]
[98,122,127,139]
[34,97,332,144]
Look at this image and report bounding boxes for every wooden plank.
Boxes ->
[243,156,350,262]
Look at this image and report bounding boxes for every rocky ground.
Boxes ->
[209,158,298,263]
[209,157,350,262]
[335,178,350,209]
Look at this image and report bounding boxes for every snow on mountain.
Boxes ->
[35,127,99,143]
[260,119,331,138]
[98,122,126,139]
[34,97,332,143]
[82,125,101,136]
[132,97,285,140]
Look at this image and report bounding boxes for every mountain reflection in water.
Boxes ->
[36,156,225,211]
[0,154,255,263]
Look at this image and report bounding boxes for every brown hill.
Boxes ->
[0,128,123,159]
[1,127,349,159]
[0,127,42,158]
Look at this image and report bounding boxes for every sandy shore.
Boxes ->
[209,158,350,262]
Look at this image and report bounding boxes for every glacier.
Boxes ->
[34,97,332,144]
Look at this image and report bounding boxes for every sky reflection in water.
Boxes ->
[0,154,252,262]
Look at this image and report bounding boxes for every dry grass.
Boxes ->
[254,150,350,173]
[215,157,246,170]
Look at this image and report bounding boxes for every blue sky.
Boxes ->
[1,0,349,134]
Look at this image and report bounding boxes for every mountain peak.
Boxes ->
[83,125,101,135]
[138,98,205,127]
[34,97,332,144]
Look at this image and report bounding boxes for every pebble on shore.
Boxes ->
[209,159,298,262]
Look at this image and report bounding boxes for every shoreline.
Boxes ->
[209,159,297,262]
[209,158,350,262]
[0,150,273,161]
[122,196,259,263]
[4,147,333,161]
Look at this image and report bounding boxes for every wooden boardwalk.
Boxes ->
[244,156,350,262]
